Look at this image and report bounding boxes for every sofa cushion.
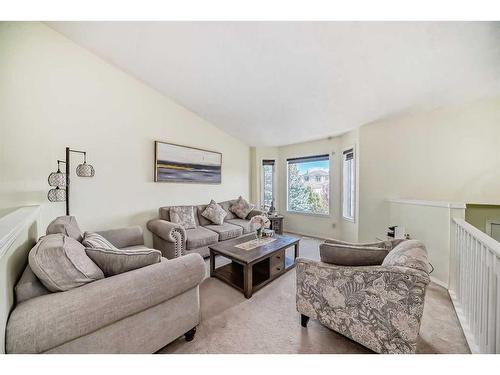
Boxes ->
[382,240,430,274]
[204,223,243,241]
[15,265,50,304]
[82,232,118,250]
[219,200,237,220]
[169,206,197,229]
[29,234,104,292]
[186,227,219,250]
[230,196,255,219]
[85,247,161,277]
[46,216,83,242]
[201,200,227,225]
[226,219,255,234]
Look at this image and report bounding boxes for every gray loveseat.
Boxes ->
[6,216,205,354]
[296,239,431,354]
[147,199,265,259]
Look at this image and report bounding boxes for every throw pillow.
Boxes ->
[46,215,83,242]
[82,232,118,250]
[319,244,389,266]
[230,196,255,219]
[85,247,161,277]
[29,234,104,292]
[169,206,197,229]
[201,199,227,225]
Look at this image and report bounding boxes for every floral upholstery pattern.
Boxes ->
[201,200,227,225]
[230,196,255,219]
[296,241,431,354]
[169,206,197,229]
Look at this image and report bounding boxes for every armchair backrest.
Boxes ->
[382,239,431,274]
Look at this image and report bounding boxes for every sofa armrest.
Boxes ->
[147,219,186,258]
[295,258,429,353]
[96,226,144,248]
[319,242,389,266]
[6,254,205,353]
[247,209,266,219]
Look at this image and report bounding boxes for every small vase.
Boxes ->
[256,228,263,240]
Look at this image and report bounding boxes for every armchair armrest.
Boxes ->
[295,258,430,354]
[319,242,389,266]
[147,219,186,259]
[96,225,144,248]
[6,254,205,353]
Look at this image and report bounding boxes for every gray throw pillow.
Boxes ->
[201,199,227,225]
[82,231,118,249]
[46,215,83,242]
[169,206,197,229]
[15,265,51,303]
[29,234,104,292]
[319,243,389,266]
[230,196,255,219]
[85,247,162,277]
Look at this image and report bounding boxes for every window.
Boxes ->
[342,148,355,221]
[261,159,275,208]
[287,154,330,215]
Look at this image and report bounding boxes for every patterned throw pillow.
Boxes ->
[169,206,197,229]
[82,232,118,250]
[201,200,227,225]
[230,196,255,219]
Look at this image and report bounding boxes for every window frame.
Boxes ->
[286,154,331,217]
[261,159,275,209]
[342,146,356,222]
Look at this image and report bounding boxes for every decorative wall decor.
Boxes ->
[155,141,222,183]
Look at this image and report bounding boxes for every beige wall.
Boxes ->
[465,204,500,233]
[0,22,250,245]
[358,97,500,241]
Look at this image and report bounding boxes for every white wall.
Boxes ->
[387,199,465,287]
[0,22,250,245]
[358,96,500,242]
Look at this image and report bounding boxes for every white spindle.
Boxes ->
[450,218,500,353]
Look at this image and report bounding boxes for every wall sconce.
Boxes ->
[47,147,95,215]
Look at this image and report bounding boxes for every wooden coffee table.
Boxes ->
[209,233,300,298]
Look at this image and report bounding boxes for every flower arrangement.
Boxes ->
[250,214,270,238]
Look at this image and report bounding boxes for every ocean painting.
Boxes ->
[155,141,222,183]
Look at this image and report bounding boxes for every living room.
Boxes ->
[1,1,500,373]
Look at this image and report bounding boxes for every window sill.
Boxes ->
[286,210,331,218]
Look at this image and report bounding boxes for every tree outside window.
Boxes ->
[287,155,330,215]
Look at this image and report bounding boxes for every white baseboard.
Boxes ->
[430,276,448,289]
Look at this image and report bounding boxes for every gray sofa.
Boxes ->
[296,239,431,354]
[6,216,205,353]
[147,199,265,259]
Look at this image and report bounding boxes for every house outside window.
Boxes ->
[342,148,355,221]
[287,154,330,215]
[262,159,275,209]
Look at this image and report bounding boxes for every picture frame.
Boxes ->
[154,141,222,184]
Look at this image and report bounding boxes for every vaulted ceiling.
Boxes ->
[47,22,500,146]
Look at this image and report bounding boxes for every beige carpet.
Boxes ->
[159,235,470,354]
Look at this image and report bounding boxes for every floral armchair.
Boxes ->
[296,239,431,354]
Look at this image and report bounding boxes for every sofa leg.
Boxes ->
[185,327,197,342]
[300,314,310,328]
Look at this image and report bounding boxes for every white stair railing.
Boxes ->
[450,218,500,353]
